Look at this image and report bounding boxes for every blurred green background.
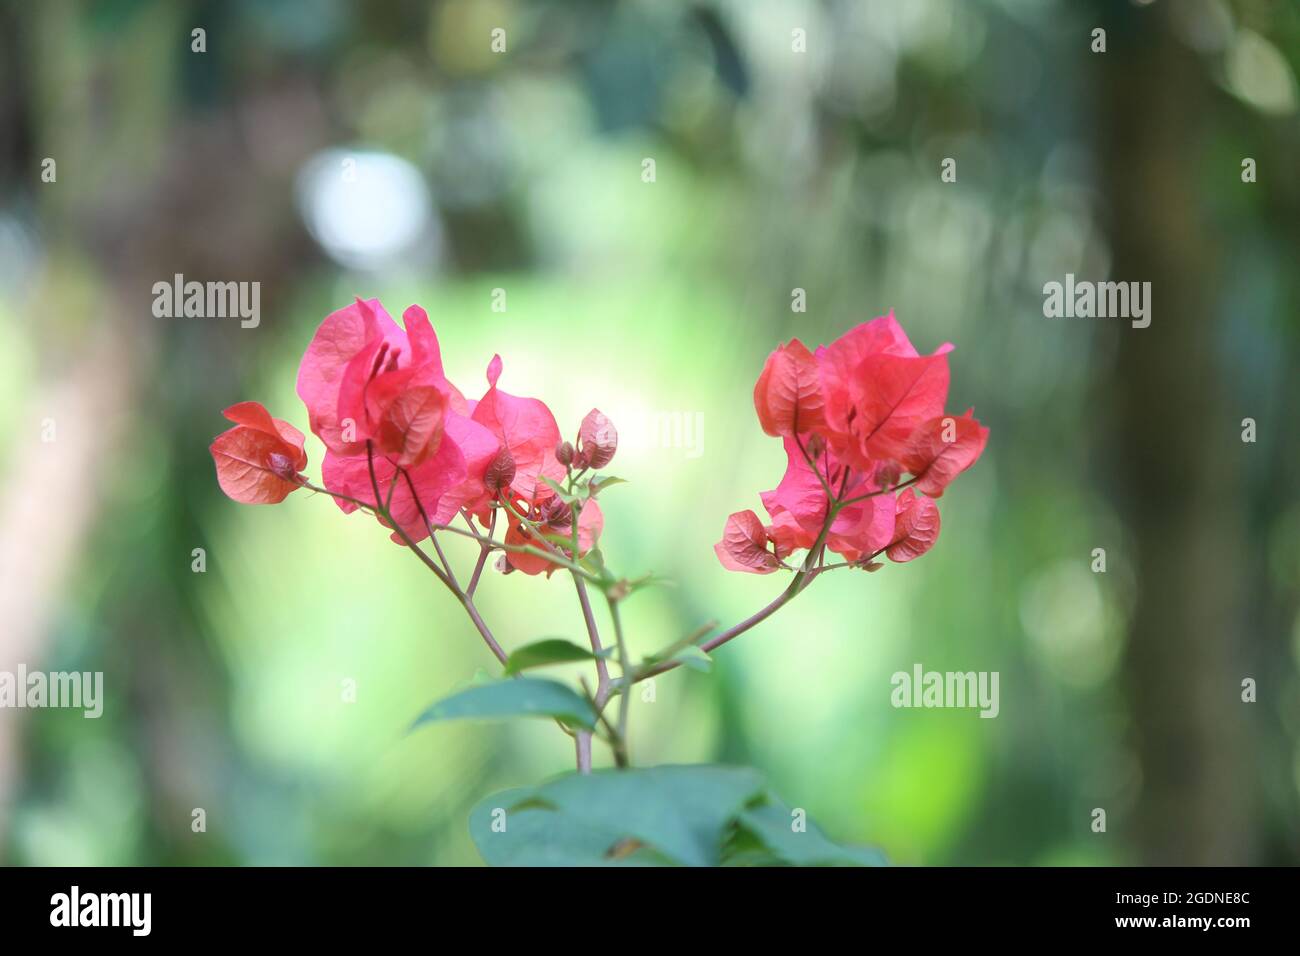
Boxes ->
[1,0,1297,866]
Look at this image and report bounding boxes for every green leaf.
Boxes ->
[588,474,627,496]
[627,572,675,596]
[504,638,598,675]
[468,788,672,867]
[466,765,885,868]
[580,547,613,582]
[410,677,597,731]
[733,798,888,867]
[641,625,715,671]
[671,645,712,672]
[522,765,765,866]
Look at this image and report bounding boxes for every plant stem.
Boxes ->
[571,574,611,773]
[838,475,919,508]
[299,476,597,583]
[466,509,495,598]
[574,576,610,700]
[633,497,847,684]
[364,445,452,589]
[605,596,631,768]
[456,591,508,666]
[363,443,506,665]
[575,731,593,773]
[399,466,459,589]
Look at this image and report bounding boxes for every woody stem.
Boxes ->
[573,575,610,773]
[605,595,632,768]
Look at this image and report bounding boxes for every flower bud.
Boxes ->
[874,461,902,489]
[578,409,617,469]
[484,446,517,494]
[544,496,573,529]
[267,452,298,482]
[555,440,575,467]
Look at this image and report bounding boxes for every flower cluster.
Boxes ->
[210,300,990,789]
[715,313,988,574]
[210,298,614,574]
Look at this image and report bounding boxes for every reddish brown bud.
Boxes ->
[267,452,298,482]
[578,409,617,470]
[484,446,516,494]
[874,461,902,489]
[544,496,573,529]
[555,440,575,467]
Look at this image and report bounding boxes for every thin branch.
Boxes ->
[574,576,611,703]
[839,475,919,509]
[632,500,845,684]
[399,466,459,590]
[365,443,451,589]
[794,434,835,500]
[360,444,506,665]
[457,591,508,665]
[466,509,495,599]
[605,596,631,768]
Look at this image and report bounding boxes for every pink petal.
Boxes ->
[839,351,949,466]
[753,339,825,438]
[296,297,402,454]
[901,409,989,497]
[886,488,941,562]
[471,356,564,501]
[714,509,780,574]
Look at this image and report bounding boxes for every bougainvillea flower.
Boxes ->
[753,339,825,438]
[297,299,461,465]
[885,488,941,562]
[717,312,986,573]
[210,402,308,505]
[471,355,565,502]
[900,409,989,497]
[715,510,781,574]
[503,498,604,576]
